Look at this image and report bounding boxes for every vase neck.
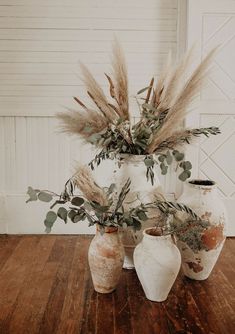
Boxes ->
[142,228,174,247]
[96,224,118,234]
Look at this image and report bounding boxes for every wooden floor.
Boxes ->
[0,236,234,334]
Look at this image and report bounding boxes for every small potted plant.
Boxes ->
[26,165,149,293]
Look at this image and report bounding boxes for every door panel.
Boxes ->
[187,0,235,235]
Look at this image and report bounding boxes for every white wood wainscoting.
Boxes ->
[0,0,181,234]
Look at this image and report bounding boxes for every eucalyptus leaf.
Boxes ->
[26,186,37,203]
[178,170,191,181]
[160,163,168,175]
[173,151,185,161]
[73,214,83,223]
[38,192,53,203]
[184,161,192,170]
[45,226,52,234]
[71,196,84,206]
[68,209,77,221]
[158,155,165,163]
[57,207,67,223]
[137,211,148,221]
[144,157,154,167]
[137,86,150,94]
[44,220,53,229]
[166,151,173,165]
[45,211,57,224]
[44,211,57,233]
[132,218,142,231]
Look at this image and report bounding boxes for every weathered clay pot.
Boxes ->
[176,179,227,280]
[88,225,124,293]
[134,227,181,302]
[116,154,164,269]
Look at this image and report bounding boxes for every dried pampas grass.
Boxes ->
[79,63,118,123]
[57,107,108,143]
[57,39,130,142]
[147,47,217,154]
[159,46,194,110]
[151,50,172,108]
[73,165,108,206]
[111,38,129,120]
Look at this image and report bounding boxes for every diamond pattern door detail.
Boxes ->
[187,1,235,235]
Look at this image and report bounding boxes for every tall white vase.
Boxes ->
[116,154,164,269]
[176,179,227,280]
[134,228,181,302]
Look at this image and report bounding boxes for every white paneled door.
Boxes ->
[187,0,235,235]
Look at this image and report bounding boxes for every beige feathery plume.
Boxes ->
[151,51,172,107]
[57,108,108,143]
[111,38,130,120]
[147,48,217,154]
[80,63,118,122]
[152,129,196,153]
[159,46,194,110]
[73,165,108,206]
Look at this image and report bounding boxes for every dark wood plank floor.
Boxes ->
[0,235,234,334]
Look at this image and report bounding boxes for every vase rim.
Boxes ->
[187,179,216,189]
[143,227,171,240]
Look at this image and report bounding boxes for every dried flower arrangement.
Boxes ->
[26,165,150,233]
[57,40,220,184]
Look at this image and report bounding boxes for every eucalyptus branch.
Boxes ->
[152,127,220,153]
[153,199,201,221]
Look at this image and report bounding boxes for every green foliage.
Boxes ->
[26,177,150,234]
[137,86,151,94]
[172,150,185,161]
[71,196,84,206]
[44,211,57,233]
[57,207,67,223]
[26,187,38,203]
[150,198,210,251]
[86,84,220,183]
[38,191,53,203]
[153,200,200,221]
[179,170,191,182]
[170,218,210,252]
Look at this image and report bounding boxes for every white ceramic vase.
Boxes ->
[88,225,124,293]
[134,227,181,302]
[116,154,164,269]
[176,179,227,280]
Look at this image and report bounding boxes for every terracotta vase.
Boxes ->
[88,225,124,293]
[116,154,164,269]
[176,179,227,280]
[134,227,181,302]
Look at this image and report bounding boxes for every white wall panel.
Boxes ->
[187,0,235,236]
[0,0,179,234]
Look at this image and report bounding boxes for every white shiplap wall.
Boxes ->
[0,0,179,234]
